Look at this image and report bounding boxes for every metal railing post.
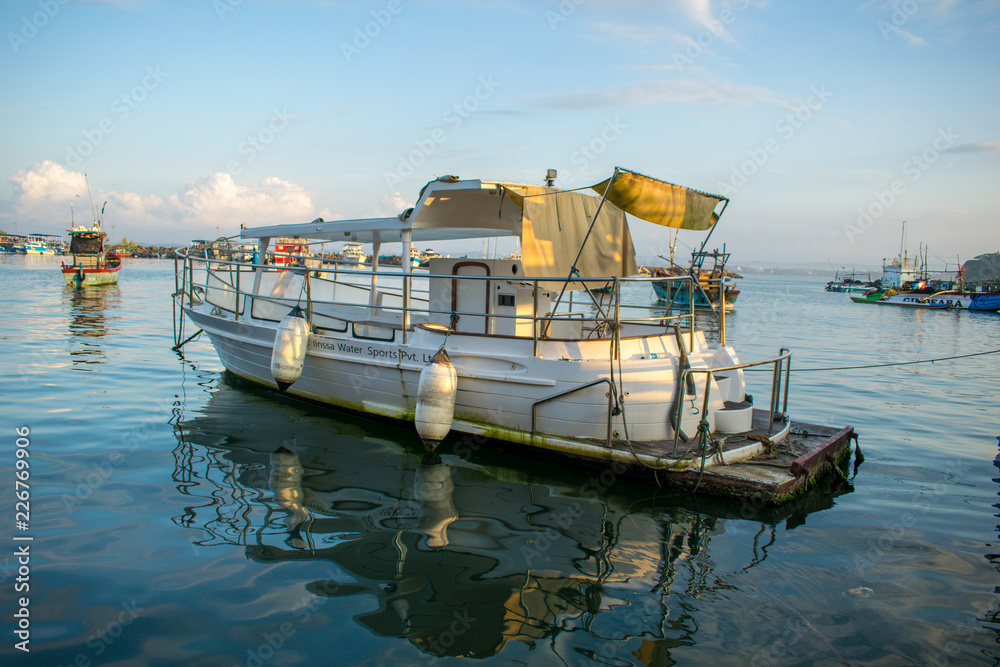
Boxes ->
[718,277,726,346]
[532,279,539,357]
[532,378,614,447]
[781,347,791,415]
[768,357,781,436]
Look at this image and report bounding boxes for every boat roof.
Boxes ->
[240,179,520,245]
[240,169,726,244]
[239,168,727,279]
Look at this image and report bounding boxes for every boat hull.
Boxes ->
[825,284,874,293]
[62,263,121,286]
[850,290,999,311]
[968,294,1000,312]
[652,281,738,311]
[186,308,701,442]
[849,294,951,308]
[181,304,783,467]
[181,304,859,504]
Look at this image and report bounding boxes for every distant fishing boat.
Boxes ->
[825,270,877,293]
[852,222,1000,311]
[850,285,1000,312]
[60,184,121,287]
[174,167,857,504]
[61,226,121,286]
[650,247,740,312]
[849,292,952,308]
[272,238,306,266]
[0,233,24,253]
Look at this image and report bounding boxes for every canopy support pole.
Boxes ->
[402,229,412,342]
[542,167,621,337]
[369,231,381,307]
[694,199,729,256]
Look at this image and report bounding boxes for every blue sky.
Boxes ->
[1,0,997,268]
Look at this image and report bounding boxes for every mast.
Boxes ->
[85,173,98,228]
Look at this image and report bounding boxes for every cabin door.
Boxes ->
[451,262,490,334]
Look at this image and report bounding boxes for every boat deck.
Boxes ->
[618,415,855,504]
[500,409,855,506]
[627,408,785,461]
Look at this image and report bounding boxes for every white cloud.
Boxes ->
[677,0,714,26]
[8,161,91,226]
[170,173,314,229]
[5,161,319,242]
[374,191,410,217]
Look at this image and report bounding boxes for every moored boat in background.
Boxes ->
[340,242,366,264]
[24,234,62,255]
[825,270,878,293]
[650,247,741,312]
[847,221,1000,312]
[849,292,951,308]
[0,233,25,253]
[61,225,121,287]
[850,279,1000,312]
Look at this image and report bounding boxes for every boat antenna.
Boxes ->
[85,173,97,228]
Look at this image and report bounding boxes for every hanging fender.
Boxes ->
[270,306,310,392]
[414,349,458,450]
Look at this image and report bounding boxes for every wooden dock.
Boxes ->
[488,411,858,507]
[621,418,857,505]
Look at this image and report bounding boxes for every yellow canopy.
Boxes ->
[502,185,638,281]
[590,169,726,231]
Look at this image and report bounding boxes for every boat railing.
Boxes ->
[175,245,729,352]
[672,347,791,453]
[531,378,615,447]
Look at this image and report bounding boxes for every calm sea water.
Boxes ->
[1,254,999,666]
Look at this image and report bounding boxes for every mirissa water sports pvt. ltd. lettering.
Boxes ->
[310,338,434,363]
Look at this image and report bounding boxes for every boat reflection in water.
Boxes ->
[65,283,120,366]
[171,378,852,661]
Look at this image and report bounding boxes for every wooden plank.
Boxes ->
[789,426,854,477]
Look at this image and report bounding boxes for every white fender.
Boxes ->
[270,306,310,392]
[415,349,457,449]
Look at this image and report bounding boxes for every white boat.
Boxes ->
[419,248,442,266]
[174,168,854,501]
[24,234,61,255]
[341,242,366,264]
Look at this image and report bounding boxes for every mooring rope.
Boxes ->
[746,347,1000,373]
